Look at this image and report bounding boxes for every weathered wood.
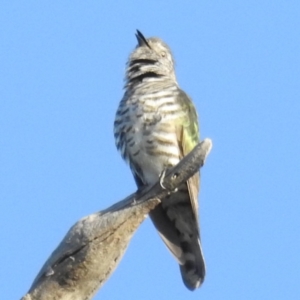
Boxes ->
[22,139,212,300]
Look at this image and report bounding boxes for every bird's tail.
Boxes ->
[149,181,205,290]
[179,234,205,290]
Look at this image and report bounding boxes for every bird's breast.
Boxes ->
[115,85,186,185]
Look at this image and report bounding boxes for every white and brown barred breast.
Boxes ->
[114,81,185,185]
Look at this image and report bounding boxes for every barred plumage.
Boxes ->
[114,30,205,290]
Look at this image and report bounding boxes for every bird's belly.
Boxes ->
[128,120,180,185]
[134,150,167,184]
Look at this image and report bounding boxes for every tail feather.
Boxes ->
[179,237,205,290]
[149,181,205,290]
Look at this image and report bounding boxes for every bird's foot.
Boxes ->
[159,169,167,190]
[159,169,178,194]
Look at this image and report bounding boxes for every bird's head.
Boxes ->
[125,30,176,85]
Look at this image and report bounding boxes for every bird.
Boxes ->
[114,30,205,290]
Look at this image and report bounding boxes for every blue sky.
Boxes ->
[1,1,300,299]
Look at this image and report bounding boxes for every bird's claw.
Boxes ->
[159,169,178,194]
[159,169,167,190]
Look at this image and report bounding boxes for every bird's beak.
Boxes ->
[135,30,151,48]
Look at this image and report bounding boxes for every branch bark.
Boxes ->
[22,138,212,300]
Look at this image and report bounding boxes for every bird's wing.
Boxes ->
[176,89,200,226]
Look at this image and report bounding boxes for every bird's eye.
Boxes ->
[161,51,166,57]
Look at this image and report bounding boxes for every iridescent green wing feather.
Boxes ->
[176,90,200,224]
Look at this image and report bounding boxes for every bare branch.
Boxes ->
[22,139,212,300]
